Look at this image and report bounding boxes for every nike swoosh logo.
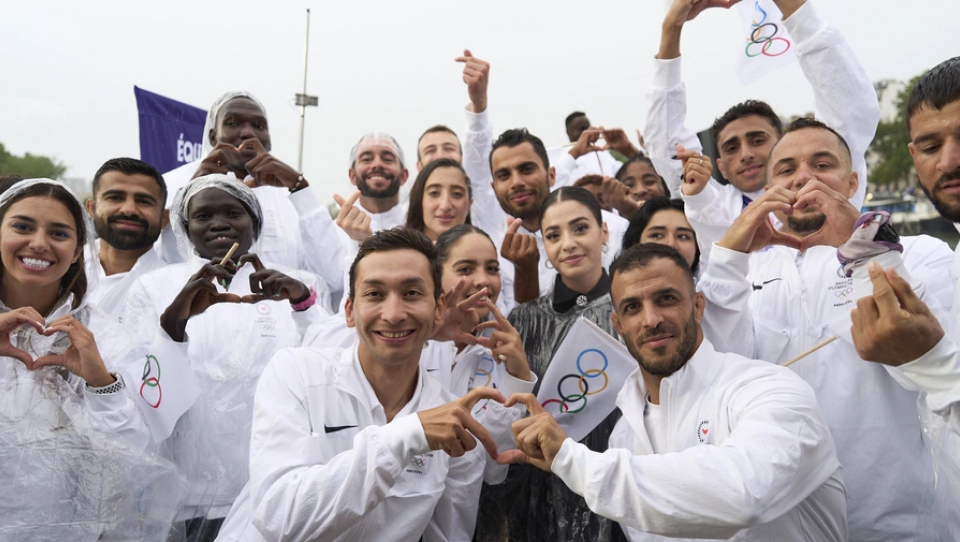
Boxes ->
[752,278,782,291]
[324,424,358,434]
[425,368,439,372]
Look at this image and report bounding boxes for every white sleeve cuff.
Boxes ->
[379,412,431,464]
[781,0,823,44]
[290,186,325,216]
[681,181,720,211]
[465,108,491,131]
[499,371,538,398]
[651,56,683,89]
[898,336,960,397]
[708,244,752,279]
[550,438,590,497]
[84,378,130,412]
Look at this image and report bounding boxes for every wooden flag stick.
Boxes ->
[219,242,240,266]
[781,336,838,367]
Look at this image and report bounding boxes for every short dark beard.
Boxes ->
[624,315,698,378]
[920,172,960,223]
[356,170,401,199]
[94,214,159,251]
[787,213,826,235]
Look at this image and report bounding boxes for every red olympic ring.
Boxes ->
[139,377,162,409]
[745,34,791,58]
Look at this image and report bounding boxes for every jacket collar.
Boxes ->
[616,337,722,438]
[334,342,427,420]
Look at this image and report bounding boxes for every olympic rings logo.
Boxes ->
[139,354,162,409]
[472,355,498,415]
[744,2,791,58]
[542,349,609,415]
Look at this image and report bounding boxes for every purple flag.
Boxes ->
[134,86,206,174]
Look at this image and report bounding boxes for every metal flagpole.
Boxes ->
[295,8,318,172]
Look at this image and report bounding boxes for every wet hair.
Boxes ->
[614,157,671,199]
[348,227,442,301]
[0,183,87,310]
[621,197,700,275]
[539,186,603,230]
[489,128,551,173]
[0,175,25,195]
[92,157,168,207]
[417,125,462,161]
[777,117,852,167]
[573,174,603,188]
[436,224,494,266]
[405,158,472,234]
[565,111,587,129]
[711,100,783,150]
[610,243,696,295]
[906,57,960,132]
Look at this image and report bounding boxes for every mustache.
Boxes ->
[638,323,677,343]
[108,214,149,227]
[934,171,960,190]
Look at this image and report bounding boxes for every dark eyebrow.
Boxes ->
[911,132,941,147]
[745,130,769,140]
[772,156,797,170]
[811,151,840,162]
[10,215,75,231]
[452,258,479,267]
[101,189,157,201]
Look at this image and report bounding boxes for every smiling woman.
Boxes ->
[0,179,185,540]
[405,158,473,241]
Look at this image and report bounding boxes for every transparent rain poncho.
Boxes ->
[200,91,268,158]
[348,131,407,169]
[121,175,327,529]
[0,179,188,541]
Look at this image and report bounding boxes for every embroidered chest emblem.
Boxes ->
[697,420,710,443]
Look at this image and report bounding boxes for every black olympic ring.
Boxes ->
[543,348,610,414]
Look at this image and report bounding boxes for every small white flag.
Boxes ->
[537,318,637,442]
[734,0,798,85]
[123,334,201,442]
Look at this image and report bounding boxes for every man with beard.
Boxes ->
[848,56,960,435]
[498,243,847,541]
[699,118,955,541]
[644,0,879,264]
[84,157,168,319]
[334,132,409,242]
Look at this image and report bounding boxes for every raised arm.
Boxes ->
[776,0,879,209]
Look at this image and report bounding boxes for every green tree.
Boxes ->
[868,76,920,186]
[0,142,67,179]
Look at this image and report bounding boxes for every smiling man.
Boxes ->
[643,0,879,265]
[498,243,847,541]
[84,157,168,319]
[216,228,503,542]
[698,118,955,540]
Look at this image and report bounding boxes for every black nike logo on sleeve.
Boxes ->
[752,278,782,291]
[324,424,358,434]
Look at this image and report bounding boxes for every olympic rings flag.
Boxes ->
[735,0,797,85]
[536,318,638,443]
[122,338,201,442]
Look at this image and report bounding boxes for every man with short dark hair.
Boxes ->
[216,228,503,542]
[417,125,462,168]
[643,0,879,261]
[848,56,960,436]
[85,157,168,319]
[549,111,632,183]
[699,117,955,540]
[498,243,848,541]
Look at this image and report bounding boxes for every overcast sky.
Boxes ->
[2,0,957,204]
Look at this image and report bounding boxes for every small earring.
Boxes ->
[601,244,609,254]
[545,259,554,269]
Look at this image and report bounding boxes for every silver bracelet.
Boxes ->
[86,372,125,395]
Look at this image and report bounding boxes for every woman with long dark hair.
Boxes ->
[405,158,472,241]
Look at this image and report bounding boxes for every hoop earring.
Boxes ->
[545,259,554,269]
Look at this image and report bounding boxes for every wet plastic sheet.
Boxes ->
[0,366,188,541]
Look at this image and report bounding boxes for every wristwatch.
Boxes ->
[86,372,125,395]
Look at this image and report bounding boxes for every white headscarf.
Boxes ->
[170,174,264,262]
